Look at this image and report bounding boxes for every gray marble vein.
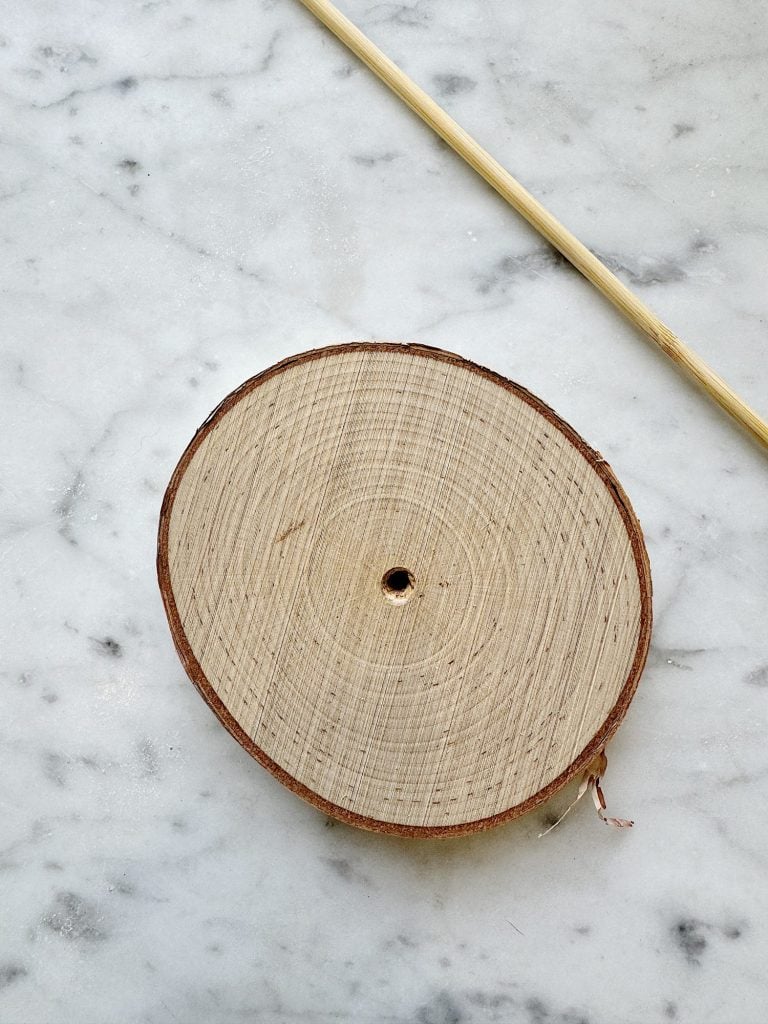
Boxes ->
[1,0,767,1021]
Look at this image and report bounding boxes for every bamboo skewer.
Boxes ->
[297,0,768,451]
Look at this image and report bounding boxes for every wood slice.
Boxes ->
[158,343,652,836]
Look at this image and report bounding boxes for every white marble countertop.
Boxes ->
[2,1,767,1021]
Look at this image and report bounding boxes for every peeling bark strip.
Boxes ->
[539,749,633,836]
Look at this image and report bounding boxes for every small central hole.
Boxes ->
[381,566,415,603]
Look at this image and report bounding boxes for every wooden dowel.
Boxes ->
[298,0,768,451]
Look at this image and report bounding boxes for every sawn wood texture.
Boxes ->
[157,343,652,836]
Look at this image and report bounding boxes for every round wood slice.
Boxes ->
[158,343,652,836]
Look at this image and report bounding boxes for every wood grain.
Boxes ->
[157,343,652,836]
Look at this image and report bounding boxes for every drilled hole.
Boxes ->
[381,566,415,604]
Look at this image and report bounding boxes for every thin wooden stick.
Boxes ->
[298,0,768,451]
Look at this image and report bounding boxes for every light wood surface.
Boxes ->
[297,0,768,452]
[158,344,652,836]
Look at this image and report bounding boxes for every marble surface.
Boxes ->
[2,0,767,1021]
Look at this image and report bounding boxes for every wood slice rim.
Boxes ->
[157,342,652,837]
